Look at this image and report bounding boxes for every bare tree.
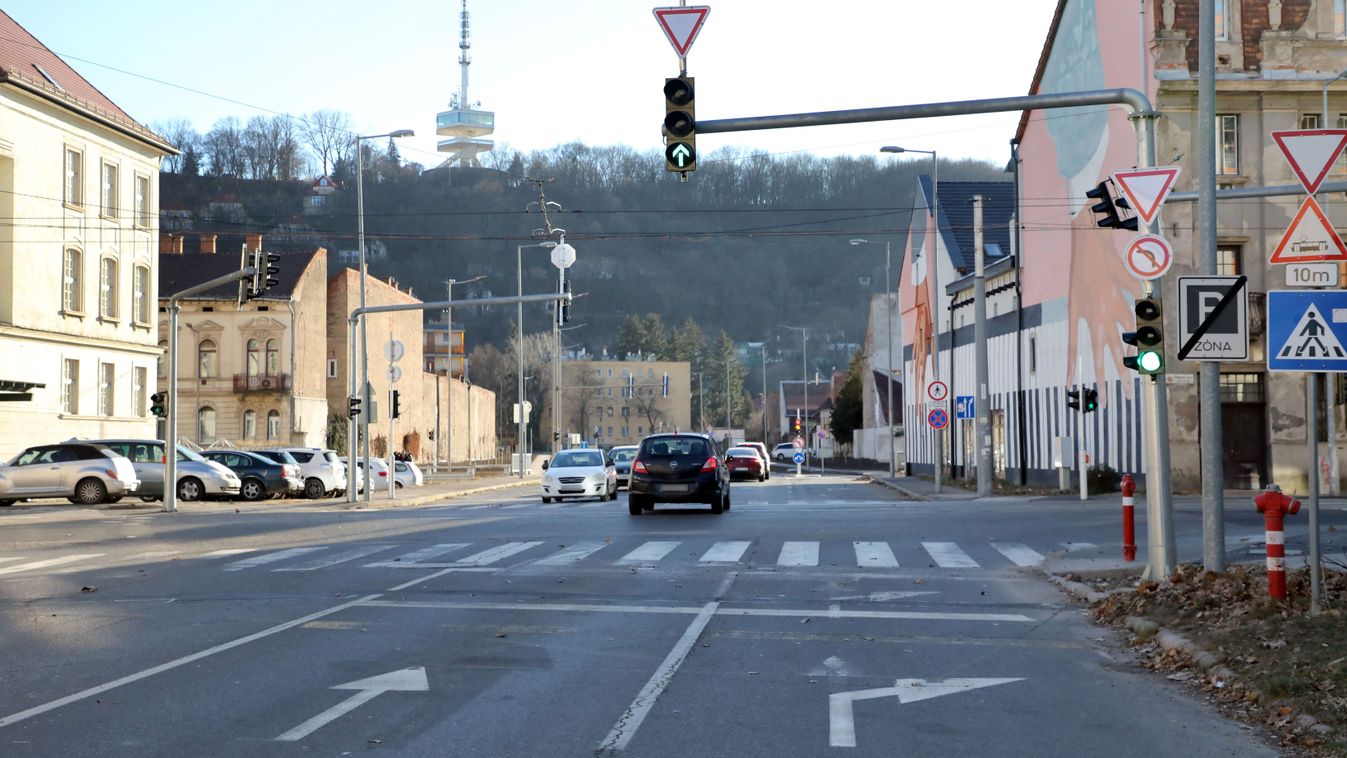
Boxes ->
[632,390,667,433]
[242,115,279,179]
[151,119,200,173]
[202,117,245,176]
[301,110,352,177]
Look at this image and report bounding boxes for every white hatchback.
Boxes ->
[540,448,617,503]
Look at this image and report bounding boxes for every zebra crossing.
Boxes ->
[454,497,912,513]
[0,538,1078,579]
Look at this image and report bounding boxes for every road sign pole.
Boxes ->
[1308,373,1323,614]
[973,195,992,498]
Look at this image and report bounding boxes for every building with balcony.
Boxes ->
[554,359,692,448]
[0,10,176,459]
[157,237,329,449]
[423,318,466,378]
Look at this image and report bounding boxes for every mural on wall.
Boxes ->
[902,191,934,396]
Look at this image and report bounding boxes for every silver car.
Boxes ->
[82,439,241,502]
[0,442,140,505]
[256,447,348,498]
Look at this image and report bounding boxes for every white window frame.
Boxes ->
[101,161,119,220]
[133,366,147,417]
[62,247,82,314]
[1216,114,1240,176]
[99,256,119,320]
[198,406,216,442]
[99,362,114,417]
[133,173,150,228]
[64,146,82,208]
[243,409,257,439]
[327,359,338,378]
[62,358,79,414]
[1338,0,1347,38]
[133,265,150,325]
[266,410,281,440]
[1214,0,1230,40]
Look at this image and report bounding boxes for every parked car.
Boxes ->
[627,433,730,515]
[249,449,306,496]
[78,438,238,502]
[738,442,772,480]
[0,442,140,505]
[725,446,766,482]
[608,445,639,489]
[340,457,391,493]
[772,442,814,461]
[392,459,423,488]
[540,448,617,503]
[251,447,347,498]
[199,450,291,501]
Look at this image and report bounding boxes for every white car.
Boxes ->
[341,457,392,492]
[772,442,815,461]
[540,448,617,503]
[257,447,348,498]
[392,459,423,488]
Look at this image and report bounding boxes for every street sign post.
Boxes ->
[1177,276,1248,361]
[1123,234,1173,280]
[1267,290,1347,372]
[652,6,710,59]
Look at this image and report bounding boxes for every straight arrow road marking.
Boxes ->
[829,678,1024,747]
[276,666,429,742]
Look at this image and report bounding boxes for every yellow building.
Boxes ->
[0,11,176,458]
[558,359,691,448]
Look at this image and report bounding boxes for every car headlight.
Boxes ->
[589,472,605,483]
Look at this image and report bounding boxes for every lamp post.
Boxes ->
[353,127,413,503]
[517,241,557,477]
[850,238,895,478]
[550,240,577,453]
[779,325,809,455]
[882,145,939,492]
[555,322,586,452]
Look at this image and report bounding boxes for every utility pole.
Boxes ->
[973,195,992,497]
[1196,0,1225,573]
[760,342,768,442]
[698,371,704,431]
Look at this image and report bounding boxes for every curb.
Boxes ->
[339,479,538,510]
[862,476,931,501]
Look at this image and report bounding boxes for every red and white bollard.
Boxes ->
[1254,484,1301,600]
[1120,474,1136,562]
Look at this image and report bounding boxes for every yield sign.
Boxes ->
[1269,196,1347,263]
[1272,129,1347,194]
[653,6,710,58]
[1111,166,1181,227]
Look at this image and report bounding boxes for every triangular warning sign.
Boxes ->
[653,6,710,58]
[1111,166,1181,227]
[1269,196,1347,263]
[1272,129,1347,194]
[1277,303,1347,360]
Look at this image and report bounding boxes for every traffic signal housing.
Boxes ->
[151,392,169,418]
[390,390,402,419]
[663,76,696,173]
[557,279,573,326]
[792,416,802,433]
[348,395,362,419]
[1085,181,1139,232]
[244,249,281,302]
[1066,388,1081,413]
[1123,297,1166,375]
[1082,387,1098,413]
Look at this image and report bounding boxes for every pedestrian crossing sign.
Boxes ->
[1267,290,1347,372]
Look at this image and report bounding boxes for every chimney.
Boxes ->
[159,233,184,255]
[244,233,263,252]
[199,234,217,254]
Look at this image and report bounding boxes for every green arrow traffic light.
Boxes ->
[666,142,695,169]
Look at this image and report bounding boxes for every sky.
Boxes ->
[8,1,1060,169]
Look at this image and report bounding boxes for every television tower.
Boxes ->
[436,0,494,166]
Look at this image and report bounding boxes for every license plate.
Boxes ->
[659,484,689,494]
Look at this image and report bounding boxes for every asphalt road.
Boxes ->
[0,473,1300,757]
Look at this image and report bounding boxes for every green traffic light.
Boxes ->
[1137,350,1163,373]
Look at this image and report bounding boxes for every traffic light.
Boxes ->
[557,279,572,326]
[1085,181,1138,231]
[150,391,168,418]
[348,395,362,419]
[1082,387,1098,413]
[245,249,281,301]
[390,390,402,419]
[663,76,696,173]
[1066,388,1081,413]
[1122,297,1166,375]
[792,416,802,433]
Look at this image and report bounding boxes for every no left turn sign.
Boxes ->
[1124,234,1173,281]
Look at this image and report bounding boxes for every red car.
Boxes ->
[725,446,766,482]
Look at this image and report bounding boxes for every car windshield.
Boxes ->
[552,451,604,468]
[257,451,298,465]
[610,448,637,462]
[178,447,206,462]
[643,437,708,457]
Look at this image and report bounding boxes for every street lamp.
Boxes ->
[850,238,895,478]
[352,128,413,503]
[554,322,586,452]
[881,145,940,492]
[439,274,486,471]
[517,240,557,478]
[779,325,809,453]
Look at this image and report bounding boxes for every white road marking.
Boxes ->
[501,503,534,510]
[364,599,1033,623]
[777,541,819,566]
[922,541,979,568]
[200,548,256,559]
[617,541,681,565]
[830,678,1024,747]
[700,541,751,563]
[274,544,395,572]
[128,550,181,561]
[991,542,1045,567]
[0,554,103,576]
[1060,542,1096,552]
[276,667,429,742]
[223,547,326,572]
[455,541,544,565]
[597,602,719,753]
[381,543,470,564]
[534,542,609,566]
[0,557,28,566]
[852,541,898,568]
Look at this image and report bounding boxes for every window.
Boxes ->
[1338,0,1346,37]
[1301,114,1322,129]
[246,339,260,376]
[1217,245,1242,276]
[1216,115,1239,175]
[198,339,217,378]
[327,359,337,379]
[133,266,150,324]
[98,362,114,416]
[62,248,82,313]
[64,147,82,207]
[99,257,118,319]
[1219,373,1264,403]
[265,338,279,374]
[133,367,147,416]
[62,358,78,414]
[267,410,281,440]
[134,174,150,228]
[1214,0,1229,40]
[157,340,167,377]
[1028,335,1037,375]
[198,406,216,442]
[101,161,119,218]
[243,410,257,439]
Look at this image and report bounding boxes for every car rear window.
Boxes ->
[289,451,313,463]
[610,448,637,462]
[727,447,756,457]
[642,437,709,457]
[323,451,340,463]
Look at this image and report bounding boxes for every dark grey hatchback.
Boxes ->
[626,433,730,515]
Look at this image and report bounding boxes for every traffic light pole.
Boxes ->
[164,265,258,513]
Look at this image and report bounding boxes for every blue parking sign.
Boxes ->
[1267,290,1347,372]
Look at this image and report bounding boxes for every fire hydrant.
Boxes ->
[1254,484,1301,600]
[1120,474,1137,562]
